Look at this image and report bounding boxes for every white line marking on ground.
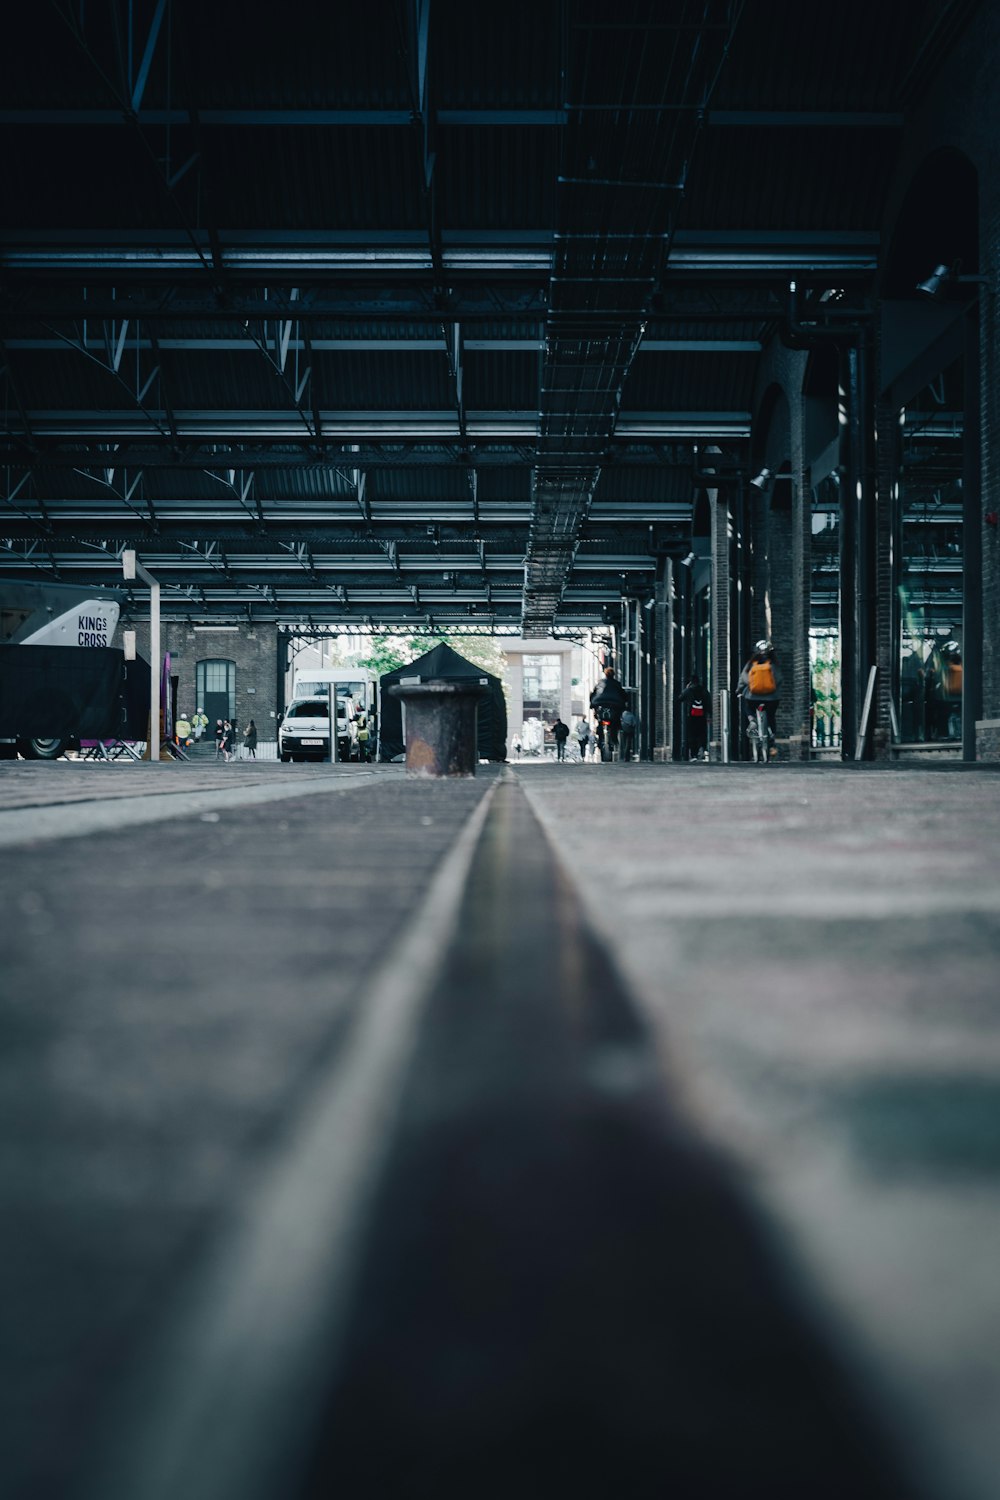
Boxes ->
[76,777,498,1500]
[0,774,376,848]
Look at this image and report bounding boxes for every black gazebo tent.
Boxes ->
[378,643,508,762]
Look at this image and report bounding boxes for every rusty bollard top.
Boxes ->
[388,677,485,777]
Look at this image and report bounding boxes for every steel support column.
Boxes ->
[652,558,673,761]
[963,305,982,760]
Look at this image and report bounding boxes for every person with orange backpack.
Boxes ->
[737,640,782,759]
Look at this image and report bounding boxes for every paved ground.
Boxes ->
[521,760,1000,1500]
[1,758,999,1499]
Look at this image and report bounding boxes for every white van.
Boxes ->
[278,695,357,762]
[291,668,377,716]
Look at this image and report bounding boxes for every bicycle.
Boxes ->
[596,711,619,762]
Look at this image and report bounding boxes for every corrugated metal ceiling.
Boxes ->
[0,0,982,624]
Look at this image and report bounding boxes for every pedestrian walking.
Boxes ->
[551,717,570,761]
[214,719,225,758]
[576,718,590,760]
[619,707,638,760]
[221,719,234,762]
[243,718,258,759]
[678,674,711,761]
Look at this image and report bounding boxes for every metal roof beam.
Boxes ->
[0,108,902,128]
[0,230,877,278]
[10,410,749,440]
[2,335,761,353]
[1,439,733,469]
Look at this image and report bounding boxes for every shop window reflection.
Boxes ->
[810,474,841,751]
[896,359,964,743]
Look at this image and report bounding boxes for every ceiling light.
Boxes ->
[916,263,952,298]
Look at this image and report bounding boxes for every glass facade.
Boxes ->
[810,474,841,749]
[522,654,562,725]
[896,359,964,743]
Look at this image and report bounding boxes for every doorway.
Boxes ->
[196,659,236,735]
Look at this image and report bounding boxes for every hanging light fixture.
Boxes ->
[915,263,952,298]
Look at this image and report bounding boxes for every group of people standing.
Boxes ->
[170,709,256,761]
[211,717,257,761]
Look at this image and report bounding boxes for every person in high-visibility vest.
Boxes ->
[175,713,192,746]
[356,712,371,762]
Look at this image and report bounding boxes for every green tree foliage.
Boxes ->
[439,633,509,683]
[309,629,512,693]
[356,633,428,676]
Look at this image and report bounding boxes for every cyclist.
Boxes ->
[589,666,627,756]
[737,640,782,759]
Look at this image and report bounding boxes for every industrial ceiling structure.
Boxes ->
[0,0,980,631]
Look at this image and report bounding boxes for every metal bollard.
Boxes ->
[388,678,482,777]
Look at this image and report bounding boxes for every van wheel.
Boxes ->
[280,752,291,762]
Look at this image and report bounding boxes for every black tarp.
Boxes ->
[378,643,508,762]
[0,646,150,740]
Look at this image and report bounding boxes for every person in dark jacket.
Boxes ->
[590,667,627,753]
[678,675,711,761]
[551,717,570,760]
[243,718,258,759]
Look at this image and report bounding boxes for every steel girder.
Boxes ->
[522,1,744,636]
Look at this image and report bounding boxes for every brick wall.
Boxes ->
[113,619,280,739]
[710,488,732,744]
[749,345,810,758]
[652,561,673,760]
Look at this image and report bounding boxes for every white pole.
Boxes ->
[123,550,161,762]
[720,689,730,764]
[855,665,878,762]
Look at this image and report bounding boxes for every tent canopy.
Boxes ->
[378,643,507,762]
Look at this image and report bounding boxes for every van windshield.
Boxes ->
[296,679,365,701]
[285,699,351,719]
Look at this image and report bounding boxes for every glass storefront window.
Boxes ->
[896,360,964,743]
[522,654,562,724]
[810,475,841,749]
[810,631,841,749]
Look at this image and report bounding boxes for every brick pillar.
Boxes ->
[767,490,795,755]
[653,559,673,761]
[710,486,732,756]
[874,380,897,760]
[978,225,1000,756]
